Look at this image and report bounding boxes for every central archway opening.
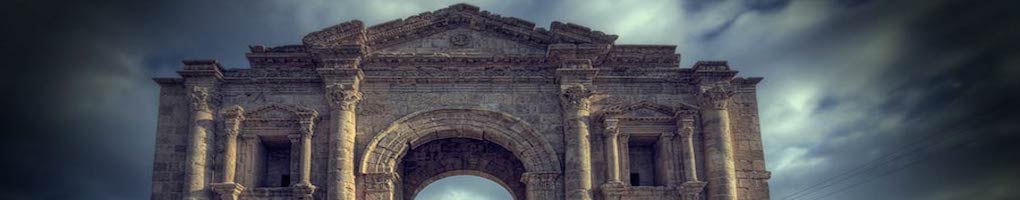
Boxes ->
[415,175,514,200]
[399,137,526,200]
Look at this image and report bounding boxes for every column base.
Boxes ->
[680,181,708,200]
[600,181,627,189]
[292,183,317,200]
[210,182,245,200]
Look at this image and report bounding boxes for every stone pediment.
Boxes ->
[373,28,545,55]
[302,3,618,50]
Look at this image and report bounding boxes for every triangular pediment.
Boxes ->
[374,28,545,55]
[246,105,299,120]
[621,107,673,118]
[302,3,618,50]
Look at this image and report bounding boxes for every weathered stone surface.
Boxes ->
[151,3,770,200]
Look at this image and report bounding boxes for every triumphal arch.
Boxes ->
[151,3,770,200]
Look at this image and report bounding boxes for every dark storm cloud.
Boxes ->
[1,0,1017,200]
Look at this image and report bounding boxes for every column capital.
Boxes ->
[603,118,620,137]
[677,117,696,138]
[560,83,594,111]
[188,85,214,112]
[699,86,735,110]
[325,83,363,111]
[222,105,245,137]
[296,110,318,136]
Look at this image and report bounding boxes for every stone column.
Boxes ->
[676,113,700,182]
[657,131,679,187]
[560,83,595,200]
[601,119,624,186]
[325,83,362,200]
[293,110,319,200]
[184,85,215,200]
[522,172,561,200]
[212,106,245,200]
[700,87,738,200]
[618,134,631,185]
[363,173,397,200]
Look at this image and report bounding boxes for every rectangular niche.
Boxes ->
[255,135,293,188]
[627,137,658,186]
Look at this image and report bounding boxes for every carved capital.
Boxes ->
[296,109,318,136]
[325,83,362,111]
[188,86,212,112]
[222,105,245,137]
[521,171,560,188]
[560,83,594,111]
[699,86,734,110]
[603,118,620,137]
[677,116,696,138]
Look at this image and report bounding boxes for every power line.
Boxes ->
[782,119,973,200]
[803,130,973,200]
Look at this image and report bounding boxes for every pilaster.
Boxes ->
[179,59,223,200]
[699,86,738,200]
[601,119,623,186]
[554,45,600,199]
[319,65,363,200]
[212,105,245,200]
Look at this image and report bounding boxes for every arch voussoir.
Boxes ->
[361,108,561,175]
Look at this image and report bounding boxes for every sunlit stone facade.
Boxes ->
[151,3,770,200]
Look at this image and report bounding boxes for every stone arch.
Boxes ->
[413,170,517,200]
[402,138,525,200]
[360,108,561,174]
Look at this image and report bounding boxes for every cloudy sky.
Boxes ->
[2,0,1018,199]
